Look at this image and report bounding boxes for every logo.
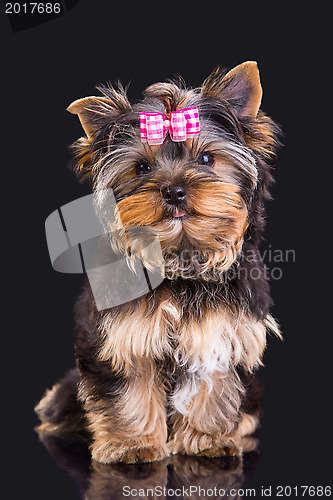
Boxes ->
[45,189,165,310]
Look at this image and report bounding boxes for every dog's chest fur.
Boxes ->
[97,279,267,379]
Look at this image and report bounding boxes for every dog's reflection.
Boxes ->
[38,432,259,500]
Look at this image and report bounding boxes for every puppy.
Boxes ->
[35,61,281,463]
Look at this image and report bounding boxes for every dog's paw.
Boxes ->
[92,438,169,464]
[168,431,242,458]
[197,439,242,458]
[118,444,169,464]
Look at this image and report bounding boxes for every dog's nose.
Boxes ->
[161,185,187,205]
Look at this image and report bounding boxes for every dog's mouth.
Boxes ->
[163,205,187,220]
[173,208,186,218]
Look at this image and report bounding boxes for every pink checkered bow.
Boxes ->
[139,107,200,145]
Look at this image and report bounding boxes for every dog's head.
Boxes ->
[68,62,280,280]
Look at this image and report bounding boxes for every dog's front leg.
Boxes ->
[168,369,247,457]
[81,364,169,464]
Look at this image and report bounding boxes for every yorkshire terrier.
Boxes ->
[35,61,281,464]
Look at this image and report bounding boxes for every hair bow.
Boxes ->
[139,107,200,145]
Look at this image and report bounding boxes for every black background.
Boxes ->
[1,2,330,499]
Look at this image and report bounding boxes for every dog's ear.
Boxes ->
[67,84,131,138]
[68,85,131,182]
[201,61,262,118]
[67,96,117,138]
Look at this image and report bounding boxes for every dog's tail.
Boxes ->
[34,368,88,436]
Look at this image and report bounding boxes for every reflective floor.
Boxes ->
[37,431,260,500]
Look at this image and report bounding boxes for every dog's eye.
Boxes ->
[197,152,215,167]
[135,162,152,176]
